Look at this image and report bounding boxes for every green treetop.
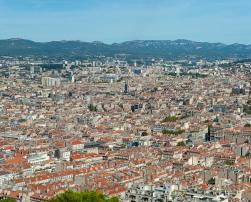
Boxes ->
[49,190,119,202]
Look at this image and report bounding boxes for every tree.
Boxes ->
[243,105,251,114]
[162,129,185,135]
[245,123,251,127]
[49,190,119,202]
[225,160,234,166]
[213,116,219,123]
[68,92,73,97]
[88,104,97,112]
[0,198,16,202]
[141,131,148,136]
[207,178,215,185]
[177,141,186,146]
[161,115,178,123]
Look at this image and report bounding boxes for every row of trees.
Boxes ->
[161,115,178,123]
[0,199,16,202]
[162,129,185,135]
[49,190,119,202]
[0,191,119,202]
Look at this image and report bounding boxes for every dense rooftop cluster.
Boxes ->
[0,57,251,201]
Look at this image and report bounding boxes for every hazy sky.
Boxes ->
[1,0,251,44]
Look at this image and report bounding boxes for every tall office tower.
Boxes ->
[176,65,180,77]
[134,60,137,67]
[205,126,211,142]
[124,81,129,94]
[247,79,251,105]
[71,75,75,83]
[30,66,35,74]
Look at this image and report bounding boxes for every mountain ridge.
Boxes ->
[1,38,251,59]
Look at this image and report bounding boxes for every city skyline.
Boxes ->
[1,0,251,44]
[2,1,251,200]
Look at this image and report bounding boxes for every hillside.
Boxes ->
[0,38,251,59]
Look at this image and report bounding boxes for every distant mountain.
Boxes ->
[0,38,251,59]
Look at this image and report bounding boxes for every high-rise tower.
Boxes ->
[124,81,129,94]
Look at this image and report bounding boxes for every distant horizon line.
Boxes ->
[1,37,251,46]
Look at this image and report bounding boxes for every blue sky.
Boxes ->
[0,0,251,44]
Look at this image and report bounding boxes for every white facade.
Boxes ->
[42,76,61,87]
